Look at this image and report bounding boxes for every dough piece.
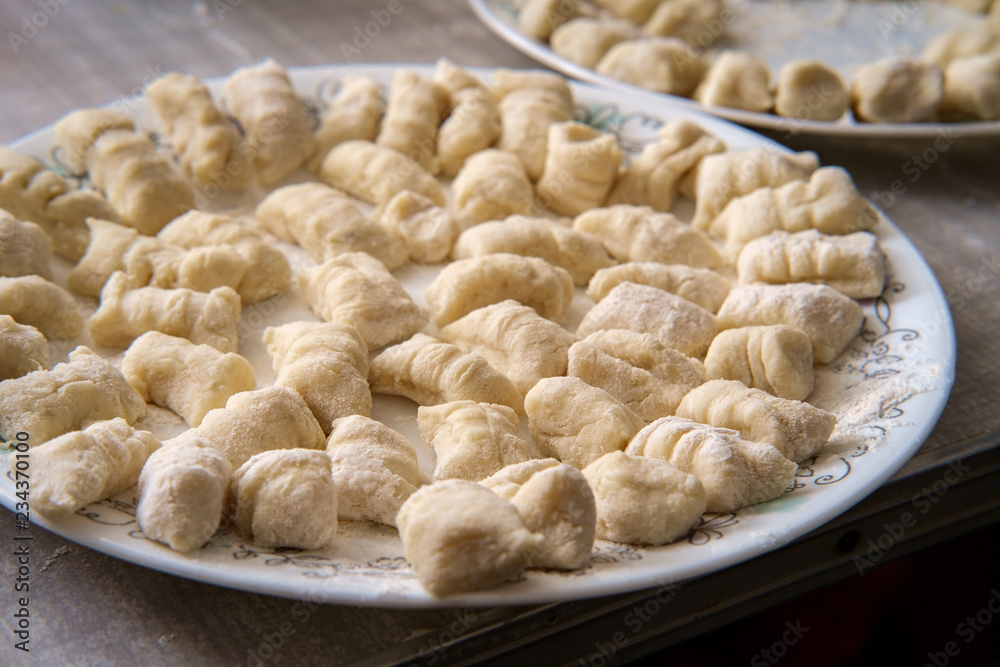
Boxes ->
[66,218,139,297]
[89,272,241,352]
[0,275,82,340]
[573,205,723,268]
[581,451,706,545]
[627,417,797,512]
[606,119,725,212]
[481,458,596,570]
[396,479,542,596]
[369,333,524,414]
[122,236,249,293]
[576,282,717,358]
[536,122,623,216]
[425,253,574,327]
[737,229,887,299]
[417,400,529,481]
[774,60,850,122]
[587,263,731,313]
[703,325,814,400]
[223,58,316,185]
[449,149,535,228]
[0,146,121,261]
[568,329,705,422]
[453,216,616,285]
[311,75,382,170]
[921,23,1000,69]
[377,69,445,174]
[377,190,461,263]
[229,449,337,549]
[709,167,879,262]
[0,315,49,380]
[850,58,943,124]
[145,72,253,190]
[525,376,645,469]
[0,210,51,279]
[434,60,502,178]
[518,0,581,40]
[156,211,291,303]
[440,300,577,395]
[715,283,864,364]
[593,0,660,23]
[300,252,428,351]
[326,415,419,525]
[136,431,233,551]
[494,69,575,181]
[263,321,371,434]
[551,17,637,70]
[53,108,135,173]
[255,182,406,269]
[940,54,1000,121]
[690,148,819,230]
[122,331,256,427]
[676,379,836,462]
[644,0,724,44]
[696,51,774,112]
[596,38,708,97]
[26,418,161,516]
[0,346,146,445]
[320,140,445,212]
[197,386,327,469]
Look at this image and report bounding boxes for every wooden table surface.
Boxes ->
[2,1,999,665]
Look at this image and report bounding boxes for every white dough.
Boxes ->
[703,325,815,401]
[417,400,529,481]
[0,275,82,340]
[535,121,623,216]
[0,315,49,380]
[696,51,774,113]
[448,149,535,228]
[0,209,51,279]
[587,263,731,314]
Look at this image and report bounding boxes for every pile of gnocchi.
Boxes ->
[0,57,887,596]
[514,0,1000,123]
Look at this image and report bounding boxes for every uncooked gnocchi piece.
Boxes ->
[568,329,705,422]
[593,0,659,23]
[326,415,420,525]
[377,69,445,173]
[736,229,887,299]
[145,72,253,190]
[434,60,502,178]
[311,74,382,170]
[377,190,461,263]
[550,17,637,70]
[223,58,316,185]
[66,218,138,297]
[255,182,407,269]
[606,119,725,212]
[122,331,256,427]
[696,51,774,113]
[627,417,797,512]
[452,216,616,285]
[396,479,542,596]
[494,69,575,181]
[676,379,837,462]
[369,333,524,414]
[0,210,51,279]
[25,418,160,516]
[417,400,529,481]
[573,205,723,268]
[715,283,865,364]
[703,325,814,401]
[89,271,241,352]
[0,146,121,261]
[263,321,371,434]
[644,0,724,44]
[536,121,623,216]
[921,22,1000,69]
[581,451,706,545]
[710,167,879,262]
[774,60,850,122]
[518,0,580,39]
[136,431,233,552]
[0,315,48,380]
[300,252,428,351]
[122,236,249,293]
[320,140,445,212]
[0,275,82,340]
[229,448,337,549]
[850,58,944,124]
[525,376,646,470]
[425,253,574,327]
[940,54,1000,121]
[449,149,535,228]
[0,346,146,445]
[197,386,327,469]
[52,108,134,173]
[587,263,731,313]
[596,38,707,97]
[481,458,596,570]
[576,282,717,358]
[439,300,577,396]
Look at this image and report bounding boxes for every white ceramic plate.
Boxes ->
[0,64,956,608]
[469,0,1000,138]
